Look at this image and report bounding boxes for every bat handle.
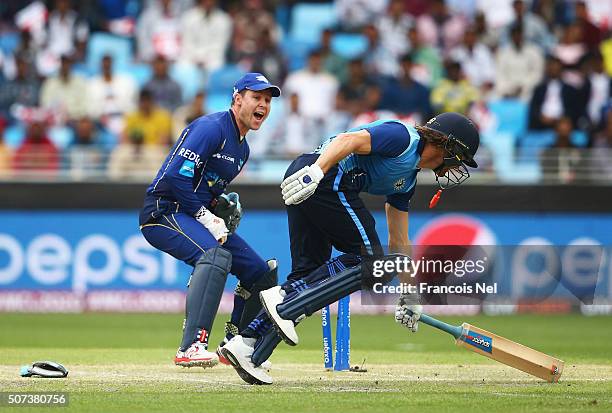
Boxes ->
[409,311,464,340]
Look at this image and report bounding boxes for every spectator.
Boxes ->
[431,60,480,114]
[230,0,279,64]
[107,129,167,181]
[335,0,388,32]
[143,55,182,111]
[540,117,585,183]
[180,0,232,70]
[11,30,39,80]
[379,54,432,123]
[590,110,612,181]
[172,90,207,140]
[503,0,554,52]
[449,27,496,92]
[40,55,88,122]
[528,56,582,130]
[137,0,182,62]
[377,0,414,59]
[574,1,601,52]
[494,23,544,101]
[603,37,612,76]
[0,54,41,122]
[406,26,443,87]
[68,117,106,179]
[12,117,60,172]
[320,29,348,84]
[474,11,500,51]
[362,24,399,77]
[283,49,339,139]
[416,0,466,53]
[88,55,138,136]
[247,28,288,86]
[43,0,89,64]
[553,23,587,87]
[0,124,10,177]
[339,58,379,116]
[580,52,611,131]
[276,93,310,157]
[123,89,173,146]
[403,0,430,17]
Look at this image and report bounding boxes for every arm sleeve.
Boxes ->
[165,121,223,215]
[385,187,415,212]
[364,121,411,157]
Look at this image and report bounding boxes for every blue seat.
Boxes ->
[0,31,19,55]
[289,3,337,45]
[331,34,367,59]
[121,63,152,87]
[170,62,205,101]
[207,65,246,95]
[570,130,588,147]
[206,93,232,113]
[516,130,555,164]
[49,126,74,150]
[281,37,312,71]
[488,99,528,141]
[4,124,25,148]
[86,33,133,75]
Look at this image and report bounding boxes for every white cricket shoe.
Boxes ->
[260,286,299,346]
[221,335,273,385]
[259,359,272,371]
[174,342,219,368]
[217,338,272,370]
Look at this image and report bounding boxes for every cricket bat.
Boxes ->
[415,313,565,382]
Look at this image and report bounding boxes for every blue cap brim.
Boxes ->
[246,84,281,97]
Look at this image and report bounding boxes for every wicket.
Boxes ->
[322,295,350,371]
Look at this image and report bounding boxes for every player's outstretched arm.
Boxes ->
[314,129,372,173]
[385,203,422,332]
[281,130,372,205]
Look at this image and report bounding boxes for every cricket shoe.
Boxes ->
[260,286,299,346]
[217,336,272,370]
[220,335,273,385]
[174,342,219,368]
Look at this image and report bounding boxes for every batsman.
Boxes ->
[221,112,481,384]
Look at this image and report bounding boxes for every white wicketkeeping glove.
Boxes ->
[281,164,324,205]
[395,292,422,333]
[194,206,229,244]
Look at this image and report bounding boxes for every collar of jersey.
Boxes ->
[228,110,245,143]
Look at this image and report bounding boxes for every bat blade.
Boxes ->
[455,323,564,382]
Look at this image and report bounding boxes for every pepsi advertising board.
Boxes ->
[0,211,611,312]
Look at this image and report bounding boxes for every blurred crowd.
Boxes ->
[0,0,610,182]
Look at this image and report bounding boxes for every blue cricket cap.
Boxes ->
[233,73,281,97]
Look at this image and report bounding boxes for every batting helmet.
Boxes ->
[422,113,480,190]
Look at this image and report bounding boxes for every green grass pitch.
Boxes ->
[1,312,611,412]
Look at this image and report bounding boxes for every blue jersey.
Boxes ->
[139,110,248,225]
[315,120,424,211]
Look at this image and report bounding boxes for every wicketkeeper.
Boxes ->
[221,113,480,384]
[139,73,281,368]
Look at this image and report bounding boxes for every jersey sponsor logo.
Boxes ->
[205,171,229,189]
[212,153,235,163]
[462,330,493,353]
[394,178,406,191]
[179,160,195,177]
[177,148,202,168]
